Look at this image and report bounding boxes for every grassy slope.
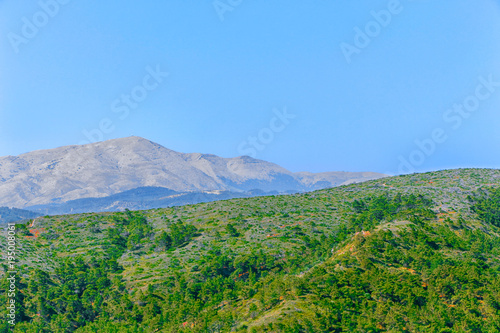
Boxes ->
[1,168,500,332]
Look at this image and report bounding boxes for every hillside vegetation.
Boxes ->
[1,168,500,332]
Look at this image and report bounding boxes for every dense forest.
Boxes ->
[1,169,500,332]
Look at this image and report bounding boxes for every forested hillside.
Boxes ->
[1,169,500,332]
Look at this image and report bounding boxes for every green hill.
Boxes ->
[1,168,500,332]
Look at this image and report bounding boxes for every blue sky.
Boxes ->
[1,0,499,175]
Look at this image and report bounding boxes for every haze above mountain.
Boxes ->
[0,136,386,213]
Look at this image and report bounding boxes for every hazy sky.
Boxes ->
[1,0,500,175]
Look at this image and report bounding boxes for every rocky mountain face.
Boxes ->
[0,136,386,214]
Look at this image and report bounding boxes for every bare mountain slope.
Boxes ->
[0,136,386,209]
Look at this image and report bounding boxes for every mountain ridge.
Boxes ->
[0,136,386,212]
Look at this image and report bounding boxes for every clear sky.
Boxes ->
[1,0,500,175]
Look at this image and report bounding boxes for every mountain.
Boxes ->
[0,136,386,213]
[0,206,41,224]
[2,168,499,332]
[26,187,260,215]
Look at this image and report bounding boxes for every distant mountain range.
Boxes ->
[0,206,41,224]
[0,136,386,215]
